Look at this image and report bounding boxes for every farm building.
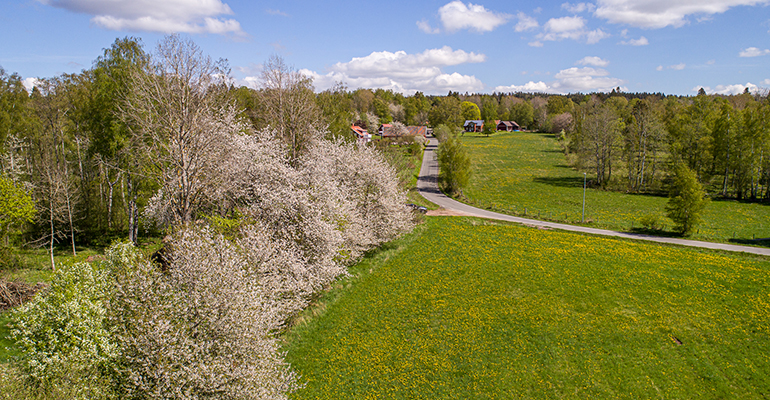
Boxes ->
[406,126,428,137]
[464,120,484,132]
[380,124,429,138]
[496,120,521,131]
[351,125,371,142]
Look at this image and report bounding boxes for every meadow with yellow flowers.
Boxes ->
[460,131,770,243]
[284,217,770,399]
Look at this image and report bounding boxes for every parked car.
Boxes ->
[406,203,428,214]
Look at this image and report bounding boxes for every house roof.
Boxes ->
[351,125,370,138]
[497,121,520,128]
[380,125,401,137]
[464,120,484,126]
[406,126,428,137]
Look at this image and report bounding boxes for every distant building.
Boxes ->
[496,120,520,132]
[464,120,484,132]
[378,124,396,137]
[351,125,371,142]
[406,126,428,137]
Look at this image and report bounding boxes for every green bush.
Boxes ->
[0,175,36,247]
[438,135,471,197]
[9,260,116,399]
[666,164,709,236]
[638,214,662,230]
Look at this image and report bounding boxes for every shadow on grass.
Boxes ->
[629,227,682,238]
[532,176,585,188]
[711,197,770,206]
[728,238,770,248]
[622,191,669,198]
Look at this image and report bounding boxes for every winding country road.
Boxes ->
[417,137,770,257]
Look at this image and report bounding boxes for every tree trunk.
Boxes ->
[49,199,55,271]
[107,170,121,230]
[127,176,138,244]
[66,190,76,257]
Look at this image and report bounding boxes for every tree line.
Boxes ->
[566,91,770,200]
[2,33,767,256]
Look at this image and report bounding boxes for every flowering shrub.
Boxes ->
[10,261,116,399]
[106,236,299,400]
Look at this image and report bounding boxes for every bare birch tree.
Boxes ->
[123,35,242,227]
[259,55,321,165]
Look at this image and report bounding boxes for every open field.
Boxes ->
[460,131,770,244]
[284,217,770,399]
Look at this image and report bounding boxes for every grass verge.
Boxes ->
[460,131,770,244]
[284,216,770,399]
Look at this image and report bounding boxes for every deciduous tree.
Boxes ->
[666,163,709,235]
[259,55,321,165]
[123,35,240,227]
[461,101,481,121]
[438,134,471,196]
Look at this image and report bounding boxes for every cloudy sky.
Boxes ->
[2,0,769,95]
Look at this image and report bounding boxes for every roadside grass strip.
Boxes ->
[284,217,770,399]
[461,131,770,243]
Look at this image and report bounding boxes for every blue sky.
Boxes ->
[2,0,769,95]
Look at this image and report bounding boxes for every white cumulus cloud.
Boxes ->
[595,0,770,29]
[620,36,649,46]
[288,47,487,95]
[514,12,539,32]
[38,0,244,36]
[739,47,770,57]
[495,66,625,94]
[538,16,609,43]
[586,28,611,44]
[438,1,511,33]
[22,77,40,92]
[417,19,441,34]
[561,2,597,13]
[577,56,610,67]
[545,15,586,33]
[552,67,626,92]
[494,81,551,93]
[695,82,758,95]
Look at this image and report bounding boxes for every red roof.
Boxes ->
[406,126,428,137]
[351,125,370,138]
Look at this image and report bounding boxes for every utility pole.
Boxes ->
[582,172,586,223]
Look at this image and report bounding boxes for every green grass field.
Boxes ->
[459,131,770,244]
[284,217,770,399]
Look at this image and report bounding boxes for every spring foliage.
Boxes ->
[666,163,709,235]
[0,175,35,244]
[438,133,471,197]
[9,261,115,399]
[9,36,412,399]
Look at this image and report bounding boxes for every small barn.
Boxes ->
[496,120,521,132]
